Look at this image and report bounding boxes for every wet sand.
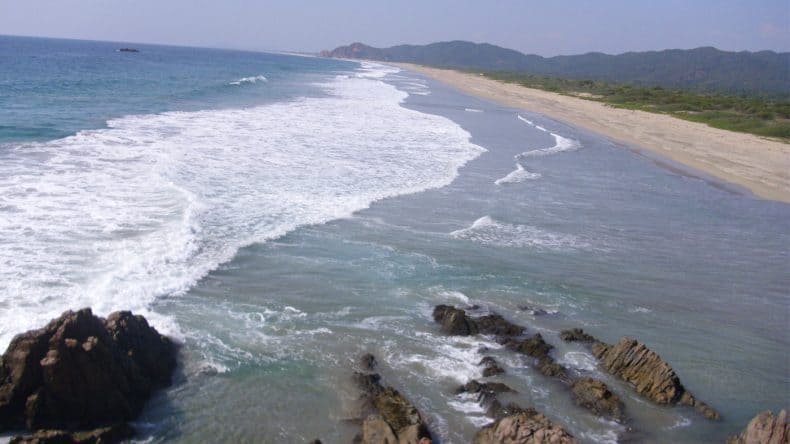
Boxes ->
[393,63,790,204]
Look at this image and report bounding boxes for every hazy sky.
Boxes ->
[1,0,788,55]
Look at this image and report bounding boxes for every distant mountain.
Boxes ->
[323,41,790,96]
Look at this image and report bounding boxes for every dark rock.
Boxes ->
[457,380,514,408]
[506,334,553,360]
[727,409,789,444]
[432,305,478,335]
[0,308,177,432]
[570,378,625,421]
[359,353,377,372]
[536,358,569,382]
[474,314,524,338]
[559,328,597,343]
[592,337,719,420]
[517,305,549,316]
[457,380,514,396]
[10,423,134,444]
[473,407,578,444]
[479,356,505,377]
[353,372,384,398]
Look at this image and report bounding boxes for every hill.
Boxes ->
[323,41,790,97]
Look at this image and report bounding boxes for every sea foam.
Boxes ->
[0,63,485,348]
[494,163,541,185]
[450,216,591,250]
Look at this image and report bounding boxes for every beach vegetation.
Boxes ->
[484,72,790,140]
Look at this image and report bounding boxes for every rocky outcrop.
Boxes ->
[456,380,514,409]
[433,305,479,336]
[0,308,177,440]
[727,409,789,444]
[559,328,597,344]
[323,42,388,60]
[474,314,525,338]
[10,423,134,444]
[570,378,624,421]
[592,337,719,420]
[479,357,505,377]
[473,408,578,444]
[505,334,571,383]
[351,354,432,444]
[432,305,625,422]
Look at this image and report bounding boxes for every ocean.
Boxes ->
[1,35,788,443]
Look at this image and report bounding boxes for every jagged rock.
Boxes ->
[456,380,514,408]
[374,387,423,433]
[479,357,505,377]
[559,328,597,343]
[432,305,478,336]
[486,401,529,421]
[362,414,398,444]
[474,314,524,338]
[351,354,432,444]
[506,334,570,382]
[506,334,553,360]
[592,337,719,420]
[727,409,789,444]
[0,308,177,433]
[570,378,625,421]
[536,358,569,382]
[473,408,578,444]
[10,423,134,444]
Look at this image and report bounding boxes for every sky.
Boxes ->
[1,0,788,56]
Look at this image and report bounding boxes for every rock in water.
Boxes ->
[474,314,524,338]
[727,410,789,444]
[559,328,597,343]
[479,356,505,377]
[570,378,625,421]
[473,408,578,444]
[432,305,479,336]
[0,308,177,433]
[592,337,719,419]
[351,353,432,444]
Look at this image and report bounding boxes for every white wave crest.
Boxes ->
[517,132,580,158]
[229,75,267,85]
[0,71,485,349]
[494,163,541,185]
[450,216,591,250]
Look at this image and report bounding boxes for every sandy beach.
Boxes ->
[394,63,790,203]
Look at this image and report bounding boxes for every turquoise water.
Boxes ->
[1,36,788,443]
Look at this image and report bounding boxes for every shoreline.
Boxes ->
[391,63,790,204]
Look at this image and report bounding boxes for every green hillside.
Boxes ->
[325,41,790,97]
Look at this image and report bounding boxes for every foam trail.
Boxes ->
[0,63,485,349]
[517,115,536,126]
[465,108,483,113]
[451,216,591,250]
[494,163,541,185]
[517,132,580,158]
